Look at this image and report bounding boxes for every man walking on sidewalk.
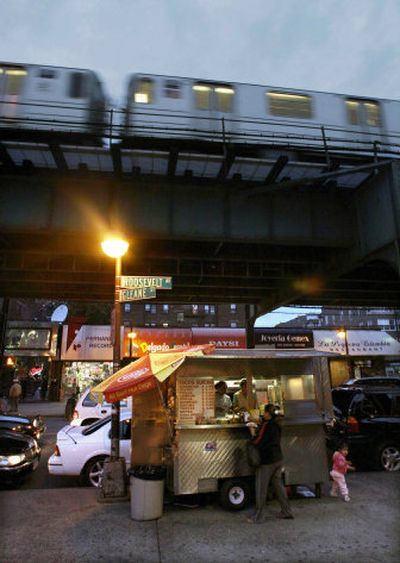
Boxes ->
[8,378,22,413]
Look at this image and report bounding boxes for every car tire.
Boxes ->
[377,443,400,472]
[81,456,107,487]
[219,478,250,511]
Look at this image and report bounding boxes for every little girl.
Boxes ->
[330,443,355,502]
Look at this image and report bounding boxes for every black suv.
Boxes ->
[329,384,400,471]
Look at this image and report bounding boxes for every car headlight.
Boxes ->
[0,453,26,466]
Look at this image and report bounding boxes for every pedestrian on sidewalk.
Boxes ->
[330,443,355,502]
[8,378,22,413]
[0,391,8,414]
[246,404,293,523]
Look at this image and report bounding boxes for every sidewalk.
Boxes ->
[1,472,399,562]
[18,400,66,418]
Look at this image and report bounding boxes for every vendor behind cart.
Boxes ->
[233,378,258,413]
[215,381,232,417]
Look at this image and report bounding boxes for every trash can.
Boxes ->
[129,465,166,521]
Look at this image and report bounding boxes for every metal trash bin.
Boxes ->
[129,465,166,521]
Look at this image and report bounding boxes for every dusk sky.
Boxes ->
[2,0,399,104]
[3,0,396,326]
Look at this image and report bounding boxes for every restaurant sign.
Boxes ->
[254,330,314,349]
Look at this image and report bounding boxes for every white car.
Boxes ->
[70,388,132,426]
[48,413,131,487]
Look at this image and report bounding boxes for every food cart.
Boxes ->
[126,349,334,510]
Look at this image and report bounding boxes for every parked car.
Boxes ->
[329,384,400,471]
[69,388,132,426]
[0,429,41,484]
[0,414,46,442]
[48,413,131,487]
[341,376,400,387]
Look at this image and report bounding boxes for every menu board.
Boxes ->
[177,377,215,424]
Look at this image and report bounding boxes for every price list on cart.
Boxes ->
[177,378,215,423]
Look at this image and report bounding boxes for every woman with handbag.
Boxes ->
[247,404,293,523]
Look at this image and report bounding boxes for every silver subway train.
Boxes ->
[1,61,399,154]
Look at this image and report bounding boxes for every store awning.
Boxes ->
[91,344,215,403]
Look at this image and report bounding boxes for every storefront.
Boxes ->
[60,325,247,398]
[254,328,400,386]
[60,325,113,398]
[1,322,58,399]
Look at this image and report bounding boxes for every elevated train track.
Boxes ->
[1,116,400,316]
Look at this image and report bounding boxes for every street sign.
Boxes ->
[120,276,173,290]
[120,287,157,302]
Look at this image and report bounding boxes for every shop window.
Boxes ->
[2,68,27,96]
[124,304,131,312]
[134,78,153,104]
[267,91,312,119]
[177,312,184,323]
[192,304,199,315]
[230,321,238,328]
[164,80,181,99]
[162,304,169,313]
[230,304,237,313]
[69,72,87,98]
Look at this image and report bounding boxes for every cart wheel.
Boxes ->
[219,479,250,511]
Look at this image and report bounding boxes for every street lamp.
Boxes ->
[100,235,129,499]
[127,330,137,358]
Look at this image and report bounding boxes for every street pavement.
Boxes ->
[1,470,399,562]
[1,401,399,562]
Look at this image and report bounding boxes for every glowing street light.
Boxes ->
[337,328,352,377]
[100,235,129,500]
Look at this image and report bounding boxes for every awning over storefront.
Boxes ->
[92,344,214,403]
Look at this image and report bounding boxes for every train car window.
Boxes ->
[346,100,360,125]
[215,86,234,113]
[193,83,211,110]
[267,92,312,119]
[2,68,27,96]
[164,80,181,99]
[134,78,153,104]
[69,72,88,98]
[39,69,57,79]
[365,102,380,127]
[346,99,381,127]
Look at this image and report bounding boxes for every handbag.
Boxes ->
[246,441,261,467]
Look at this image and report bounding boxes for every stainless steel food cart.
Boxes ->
[131,351,335,509]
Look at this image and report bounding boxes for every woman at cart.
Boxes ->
[247,404,294,523]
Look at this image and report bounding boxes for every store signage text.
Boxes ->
[120,276,173,290]
[120,287,157,302]
[255,331,314,348]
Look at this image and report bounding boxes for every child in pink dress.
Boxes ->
[330,443,355,502]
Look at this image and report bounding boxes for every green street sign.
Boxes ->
[120,287,157,302]
[120,276,173,290]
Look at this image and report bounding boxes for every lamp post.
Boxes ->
[100,236,129,499]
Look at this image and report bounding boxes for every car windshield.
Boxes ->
[82,415,111,435]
